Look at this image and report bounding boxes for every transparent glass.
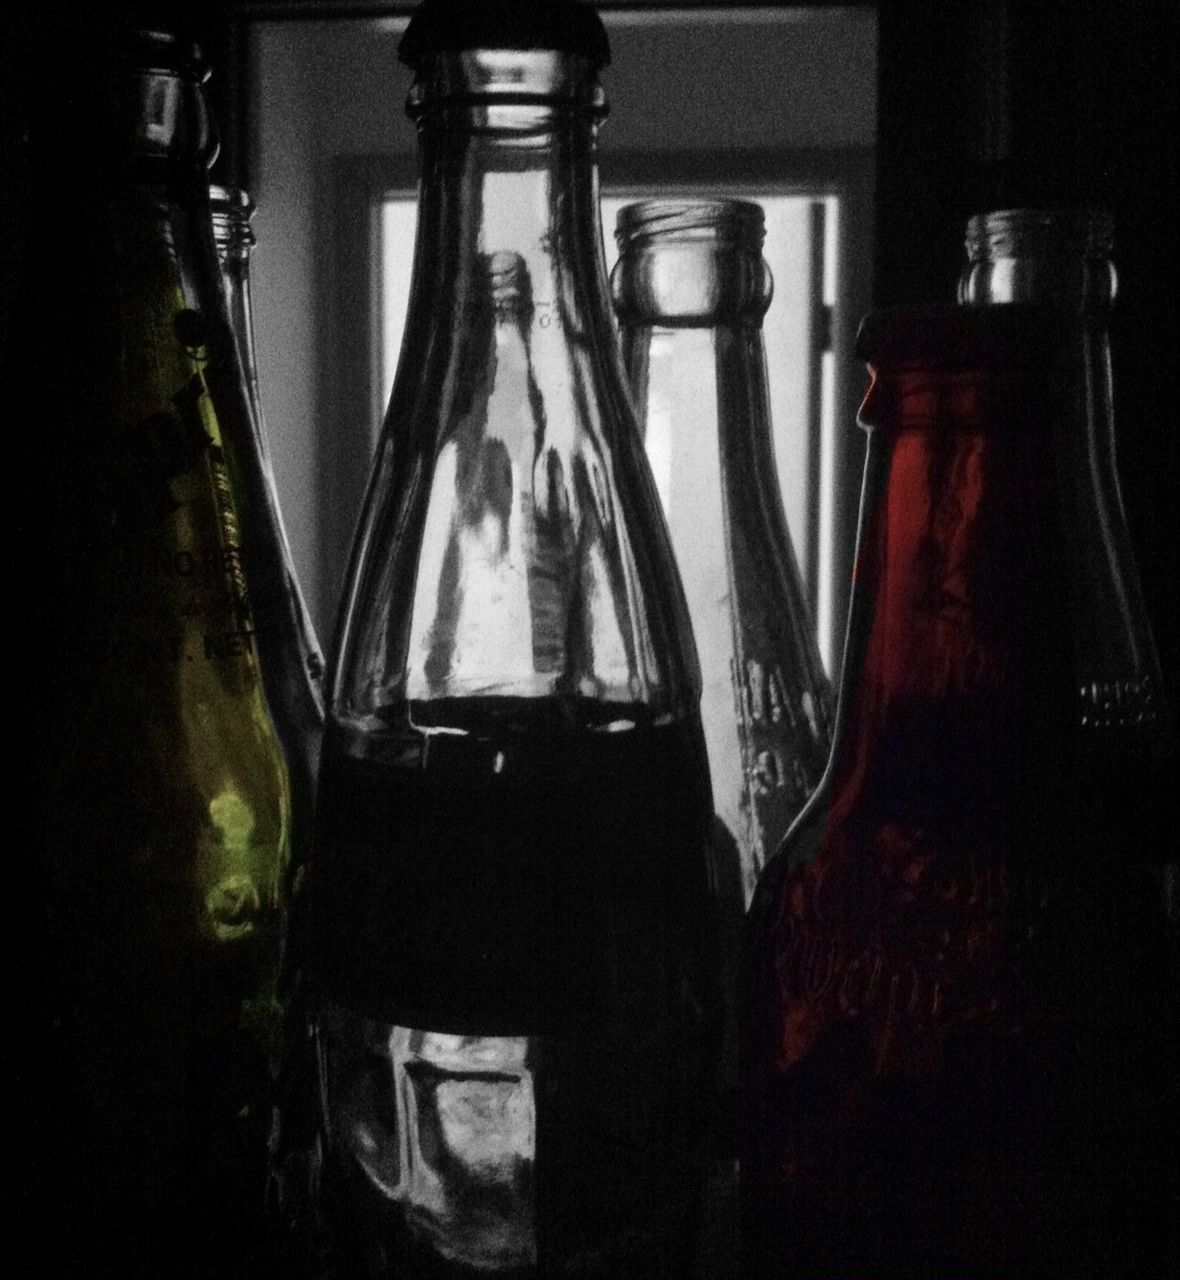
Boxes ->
[959,208,1171,757]
[611,199,833,903]
[7,30,323,1277]
[741,304,1178,1278]
[211,186,268,439]
[210,183,326,717]
[302,37,717,1280]
[610,201,833,1260]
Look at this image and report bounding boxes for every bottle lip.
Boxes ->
[614,199,766,253]
[406,49,607,123]
[32,26,217,170]
[210,185,257,256]
[482,250,533,313]
[965,208,1115,261]
[399,0,611,71]
[856,304,1075,436]
[126,28,210,84]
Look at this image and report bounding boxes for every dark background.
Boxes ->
[4,0,1177,734]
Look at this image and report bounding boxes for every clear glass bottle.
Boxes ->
[959,208,1174,835]
[741,302,1178,1278]
[611,200,833,1263]
[7,28,323,1277]
[610,199,833,903]
[301,3,718,1277]
[210,182,326,737]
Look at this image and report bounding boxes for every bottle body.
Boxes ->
[299,19,717,1277]
[10,31,322,1276]
[741,304,1178,1278]
[314,702,713,1277]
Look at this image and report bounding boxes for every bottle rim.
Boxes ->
[965,208,1115,262]
[399,0,611,71]
[128,28,210,83]
[406,49,607,124]
[614,199,766,253]
[210,185,257,257]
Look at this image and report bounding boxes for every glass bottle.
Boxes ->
[959,208,1174,845]
[300,2,718,1278]
[7,28,323,1277]
[209,182,326,740]
[741,301,1178,1278]
[610,199,833,1264]
[211,186,268,447]
[611,198,833,903]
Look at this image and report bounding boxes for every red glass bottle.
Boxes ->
[741,303,1178,1278]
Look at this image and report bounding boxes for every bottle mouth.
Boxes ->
[35,26,217,169]
[406,49,607,125]
[614,200,766,254]
[398,0,611,73]
[965,208,1115,262]
[127,28,209,83]
[210,185,257,258]
[610,200,772,325]
[482,251,533,314]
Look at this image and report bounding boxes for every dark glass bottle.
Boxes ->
[211,185,269,452]
[741,302,1178,1278]
[299,3,717,1277]
[7,28,323,1278]
[959,209,1175,842]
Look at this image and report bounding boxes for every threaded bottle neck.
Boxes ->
[959,208,1116,310]
[611,199,773,327]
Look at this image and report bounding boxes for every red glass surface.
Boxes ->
[742,310,1177,1279]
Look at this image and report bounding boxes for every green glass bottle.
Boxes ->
[7,27,322,1277]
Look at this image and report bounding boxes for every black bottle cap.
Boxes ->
[399,0,611,70]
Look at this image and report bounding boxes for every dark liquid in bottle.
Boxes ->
[308,698,718,1278]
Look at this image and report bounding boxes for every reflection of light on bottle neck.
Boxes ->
[643,333,675,518]
[959,208,1117,311]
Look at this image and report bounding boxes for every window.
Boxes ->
[249,5,876,675]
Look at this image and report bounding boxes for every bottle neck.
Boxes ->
[334,50,702,719]
[211,188,261,398]
[404,51,616,395]
[958,208,1116,311]
[820,355,1079,838]
[611,199,780,514]
[35,30,218,183]
[959,210,1167,736]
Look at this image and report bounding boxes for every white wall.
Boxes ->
[249,8,877,646]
